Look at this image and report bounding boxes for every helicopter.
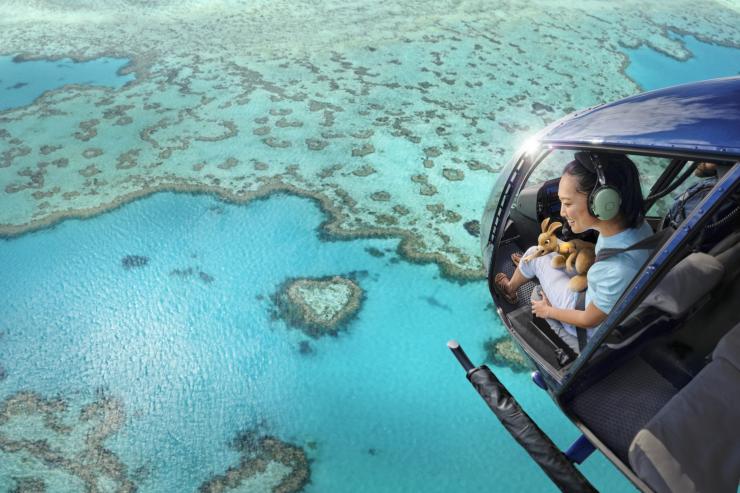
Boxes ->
[450,76,740,493]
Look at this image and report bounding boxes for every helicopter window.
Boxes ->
[523,152,731,229]
[621,155,676,218]
[652,160,740,251]
[521,149,574,188]
[648,169,705,218]
[524,151,676,214]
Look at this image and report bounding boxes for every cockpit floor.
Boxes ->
[495,238,536,310]
[567,356,679,464]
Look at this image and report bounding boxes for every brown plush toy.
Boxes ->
[521,218,595,292]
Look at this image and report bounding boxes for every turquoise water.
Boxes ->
[0,55,134,111]
[1,14,739,493]
[624,33,740,91]
[0,192,631,492]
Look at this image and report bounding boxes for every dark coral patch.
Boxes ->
[79,164,101,177]
[198,271,214,284]
[82,148,104,159]
[365,247,385,257]
[298,340,313,355]
[352,165,376,177]
[306,138,328,151]
[483,336,532,373]
[171,267,194,277]
[122,255,149,269]
[351,144,375,157]
[169,267,214,284]
[200,432,310,493]
[263,137,291,148]
[11,477,46,493]
[217,157,239,170]
[442,168,464,181]
[464,220,480,237]
[39,144,62,155]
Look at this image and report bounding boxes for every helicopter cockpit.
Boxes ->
[464,77,740,492]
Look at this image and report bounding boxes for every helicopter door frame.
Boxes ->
[486,146,572,384]
[487,143,740,392]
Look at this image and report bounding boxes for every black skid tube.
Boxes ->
[448,341,596,493]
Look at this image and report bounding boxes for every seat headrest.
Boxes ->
[715,240,740,282]
[642,253,724,318]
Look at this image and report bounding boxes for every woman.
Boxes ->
[494,152,653,351]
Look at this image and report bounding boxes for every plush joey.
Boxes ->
[522,217,595,292]
[558,239,596,292]
[522,218,565,265]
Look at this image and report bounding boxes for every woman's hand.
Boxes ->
[531,293,552,319]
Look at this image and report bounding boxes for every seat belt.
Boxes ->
[594,227,674,262]
[573,227,674,352]
[575,292,588,351]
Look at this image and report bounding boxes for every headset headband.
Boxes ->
[575,152,606,186]
[593,155,607,184]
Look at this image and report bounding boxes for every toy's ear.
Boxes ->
[547,222,563,235]
[540,217,550,233]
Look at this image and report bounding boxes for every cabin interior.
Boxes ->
[490,156,740,492]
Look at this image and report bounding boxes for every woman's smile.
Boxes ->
[558,174,596,233]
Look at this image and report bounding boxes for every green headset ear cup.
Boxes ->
[590,186,622,220]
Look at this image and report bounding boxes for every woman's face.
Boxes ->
[558,174,597,234]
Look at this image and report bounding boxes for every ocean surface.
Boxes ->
[0,55,134,111]
[1,4,739,492]
[623,32,740,90]
[0,192,606,492]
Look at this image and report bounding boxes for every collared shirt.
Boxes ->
[585,221,654,314]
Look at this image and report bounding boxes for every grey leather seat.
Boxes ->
[628,322,740,493]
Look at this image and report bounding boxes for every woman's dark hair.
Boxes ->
[562,152,645,229]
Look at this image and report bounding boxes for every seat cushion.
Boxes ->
[713,321,740,370]
[629,349,740,492]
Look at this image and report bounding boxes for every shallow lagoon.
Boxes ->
[1,1,739,491]
[0,192,632,492]
[0,55,133,111]
[623,32,740,91]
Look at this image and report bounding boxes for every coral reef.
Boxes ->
[270,276,363,337]
[199,432,309,493]
[169,266,215,284]
[2,2,735,282]
[483,336,532,373]
[463,220,480,238]
[0,391,136,492]
[121,254,149,269]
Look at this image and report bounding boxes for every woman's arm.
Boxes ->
[532,296,607,329]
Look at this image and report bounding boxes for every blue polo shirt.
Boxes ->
[585,221,654,314]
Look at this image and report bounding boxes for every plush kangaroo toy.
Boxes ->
[522,218,595,292]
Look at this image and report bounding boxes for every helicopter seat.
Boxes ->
[605,252,725,350]
[628,321,740,493]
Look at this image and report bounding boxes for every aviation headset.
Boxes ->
[574,152,622,221]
